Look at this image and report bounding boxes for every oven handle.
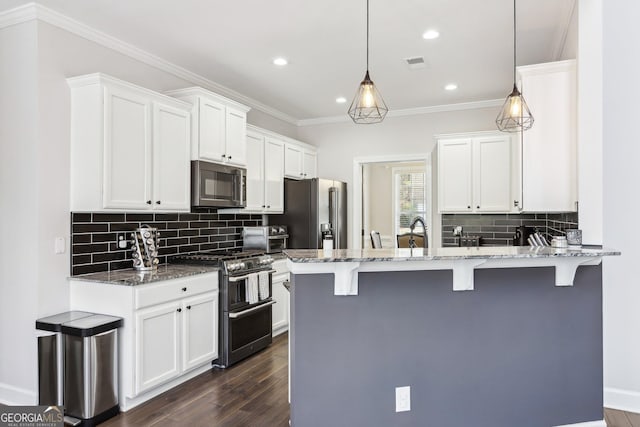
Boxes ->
[228,270,276,282]
[228,300,276,318]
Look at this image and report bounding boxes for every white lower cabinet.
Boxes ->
[135,301,181,393]
[70,272,219,411]
[135,291,218,394]
[271,259,290,336]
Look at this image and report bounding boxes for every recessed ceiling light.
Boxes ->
[336,97,347,104]
[273,57,288,66]
[422,30,440,40]
[445,83,458,91]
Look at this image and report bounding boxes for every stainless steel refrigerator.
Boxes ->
[271,178,347,249]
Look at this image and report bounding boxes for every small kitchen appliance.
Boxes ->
[513,226,535,246]
[191,160,246,208]
[130,225,159,271]
[242,225,288,253]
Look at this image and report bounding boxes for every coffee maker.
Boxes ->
[513,226,535,246]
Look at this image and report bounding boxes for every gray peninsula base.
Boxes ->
[290,265,603,427]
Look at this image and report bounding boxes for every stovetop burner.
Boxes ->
[171,249,266,263]
[171,249,273,275]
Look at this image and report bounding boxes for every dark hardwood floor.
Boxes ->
[100,333,289,427]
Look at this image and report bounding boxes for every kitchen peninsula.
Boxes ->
[285,246,620,427]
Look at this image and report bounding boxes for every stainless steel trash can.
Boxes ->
[35,311,95,406]
[61,314,123,426]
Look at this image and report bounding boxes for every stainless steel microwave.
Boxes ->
[191,161,246,208]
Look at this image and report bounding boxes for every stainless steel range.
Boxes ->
[172,250,276,368]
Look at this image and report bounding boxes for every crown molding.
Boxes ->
[297,99,504,127]
[0,2,299,125]
[1,3,510,128]
[0,2,37,28]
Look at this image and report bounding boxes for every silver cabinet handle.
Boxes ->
[229,300,276,318]
[228,270,276,282]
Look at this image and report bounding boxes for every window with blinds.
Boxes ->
[394,169,426,235]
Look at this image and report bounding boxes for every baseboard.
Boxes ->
[605,387,640,414]
[0,382,37,405]
[554,421,605,427]
[120,363,213,412]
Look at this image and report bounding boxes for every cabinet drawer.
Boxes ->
[135,273,218,310]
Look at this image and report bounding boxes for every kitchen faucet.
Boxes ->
[409,216,428,249]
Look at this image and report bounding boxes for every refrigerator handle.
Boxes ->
[329,187,339,248]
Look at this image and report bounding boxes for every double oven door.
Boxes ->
[219,269,275,367]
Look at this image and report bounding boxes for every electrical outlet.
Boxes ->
[117,233,129,249]
[395,386,411,412]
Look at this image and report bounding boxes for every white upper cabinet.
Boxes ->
[284,140,317,179]
[238,126,284,213]
[518,60,577,212]
[68,73,191,212]
[264,136,285,212]
[438,132,516,214]
[166,88,250,167]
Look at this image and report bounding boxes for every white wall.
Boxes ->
[0,19,295,404]
[602,0,640,413]
[297,108,499,248]
[0,21,40,404]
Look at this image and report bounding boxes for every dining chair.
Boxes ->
[396,233,427,249]
[370,231,383,248]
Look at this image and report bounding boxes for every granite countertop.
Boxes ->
[285,246,621,263]
[68,264,219,286]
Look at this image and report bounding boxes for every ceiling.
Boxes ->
[1,0,576,122]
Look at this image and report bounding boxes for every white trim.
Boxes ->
[0,382,37,405]
[297,99,504,126]
[553,421,605,427]
[604,387,640,414]
[0,2,298,125]
[352,154,432,251]
[552,0,578,61]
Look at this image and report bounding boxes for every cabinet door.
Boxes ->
[437,139,473,213]
[182,292,218,372]
[198,98,226,162]
[520,62,577,212]
[302,150,317,179]
[264,137,285,212]
[284,144,303,179]
[245,131,265,211]
[271,274,290,336]
[225,107,247,166]
[153,102,191,211]
[473,136,512,212]
[104,86,152,209]
[135,301,181,394]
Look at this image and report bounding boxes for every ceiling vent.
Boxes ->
[404,56,427,70]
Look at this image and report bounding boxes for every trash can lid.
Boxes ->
[60,314,123,337]
[35,311,96,332]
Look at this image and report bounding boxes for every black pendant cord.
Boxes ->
[513,0,516,85]
[366,0,370,72]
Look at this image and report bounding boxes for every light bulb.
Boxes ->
[509,96,522,117]
[362,83,375,108]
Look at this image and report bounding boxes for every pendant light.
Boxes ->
[496,0,534,132]
[348,0,388,124]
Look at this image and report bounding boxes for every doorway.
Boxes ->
[352,154,434,250]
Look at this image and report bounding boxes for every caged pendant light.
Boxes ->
[496,0,534,132]
[348,0,388,124]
